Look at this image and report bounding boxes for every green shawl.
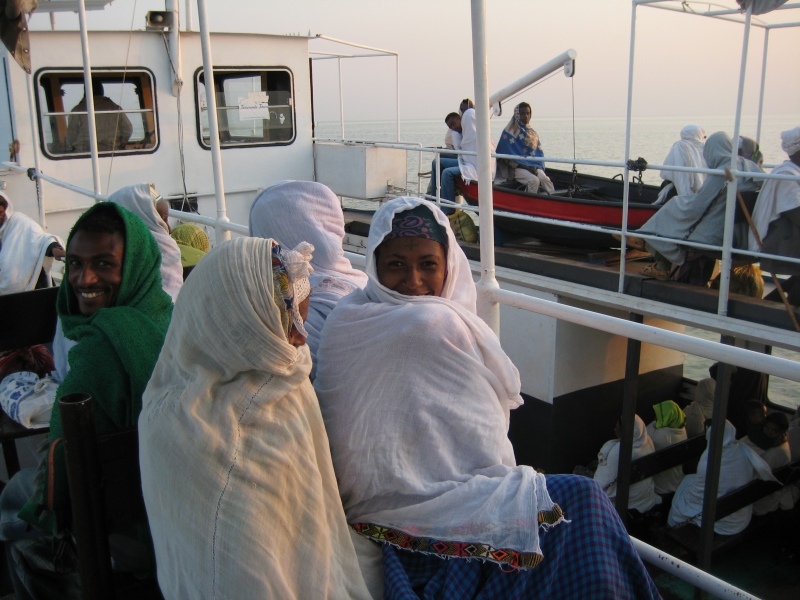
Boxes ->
[19,203,173,534]
[654,400,686,430]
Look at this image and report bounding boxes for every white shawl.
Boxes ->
[458,108,480,183]
[593,415,661,512]
[668,420,776,535]
[249,181,367,376]
[657,125,707,203]
[315,197,561,565]
[0,197,62,295]
[748,160,800,251]
[684,377,715,438]
[646,421,688,494]
[107,184,183,301]
[139,237,370,600]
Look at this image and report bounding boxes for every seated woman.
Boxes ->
[630,132,763,283]
[593,414,661,511]
[495,102,555,194]
[655,124,707,205]
[139,237,373,599]
[646,401,688,495]
[749,126,800,305]
[668,420,776,535]
[314,197,659,598]
[250,181,368,377]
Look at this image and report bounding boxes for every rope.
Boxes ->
[161,33,190,211]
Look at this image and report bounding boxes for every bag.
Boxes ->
[448,209,479,243]
[0,371,58,428]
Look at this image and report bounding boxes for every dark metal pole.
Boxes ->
[616,312,643,526]
[697,336,735,572]
[59,392,114,600]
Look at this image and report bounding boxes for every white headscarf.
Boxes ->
[657,125,707,203]
[107,183,183,301]
[668,420,776,535]
[249,181,367,372]
[749,128,800,251]
[593,415,660,512]
[0,194,63,295]
[315,197,562,568]
[139,237,370,600]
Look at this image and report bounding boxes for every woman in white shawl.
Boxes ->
[107,183,183,301]
[0,193,64,295]
[668,420,777,535]
[633,132,763,281]
[315,197,659,598]
[593,414,661,512]
[655,124,707,205]
[749,126,800,283]
[646,400,689,494]
[685,376,715,438]
[249,181,367,377]
[139,237,372,600]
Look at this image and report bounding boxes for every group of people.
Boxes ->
[428,98,556,209]
[589,393,797,540]
[0,181,662,598]
[625,126,800,296]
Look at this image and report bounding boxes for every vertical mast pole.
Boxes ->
[470,0,500,333]
[77,0,101,197]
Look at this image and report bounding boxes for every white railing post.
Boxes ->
[196,0,230,241]
[25,72,46,226]
[77,0,101,197]
[618,1,638,293]
[470,0,500,334]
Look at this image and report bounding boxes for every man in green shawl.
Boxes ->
[0,202,172,599]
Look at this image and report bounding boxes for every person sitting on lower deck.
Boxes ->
[646,400,689,495]
[742,412,796,515]
[0,192,65,295]
[685,367,716,439]
[0,203,173,598]
[314,197,660,598]
[426,112,462,197]
[249,181,368,378]
[631,132,763,283]
[593,414,661,512]
[668,420,776,535]
[139,237,373,600]
[749,126,800,306]
[655,125,707,205]
[495,102,555,195]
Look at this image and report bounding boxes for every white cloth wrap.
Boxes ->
[139,237,371,600]
[748,160,800,251]
[458,108,480,184]
[315,197,561,560]
[646,422,688,494]
[592,415,660,513]
[107,183,183,301]
[684,377,715,438]
[0,198,62,295]
[781,125,800,156]
[668,421,777,535]
[249,181,367,375]
[657,125,707,203]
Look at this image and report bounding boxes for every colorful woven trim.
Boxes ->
[352,511,561,571]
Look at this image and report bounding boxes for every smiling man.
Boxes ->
[0,202,173,599]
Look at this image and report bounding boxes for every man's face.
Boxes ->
[763,421,786,446]
[446,115,462,133]
[791,150,800,168]
[67,230,125,316]
[0,203,6,226]
[156,200,171,234]
[518,106,532,125]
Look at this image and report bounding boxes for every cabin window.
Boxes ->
[35,69,158,159]
[195,67,295,148]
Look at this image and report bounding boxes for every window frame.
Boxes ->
[34,67,160,160]
[193,66,296,150]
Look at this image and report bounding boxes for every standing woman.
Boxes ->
[315,197,659,598]
[139,237,372,600]
[250,181,368,377]
[655,124,707,205]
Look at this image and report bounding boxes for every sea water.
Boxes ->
[317,115,800,410]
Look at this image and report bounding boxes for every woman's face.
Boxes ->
[286,296,310,347]
[376,236,446,297]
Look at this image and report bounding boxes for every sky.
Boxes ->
[28,0,800,122]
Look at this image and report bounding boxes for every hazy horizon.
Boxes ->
[27,1,800,122]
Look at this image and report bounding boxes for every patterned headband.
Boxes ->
[383,205,448,247]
